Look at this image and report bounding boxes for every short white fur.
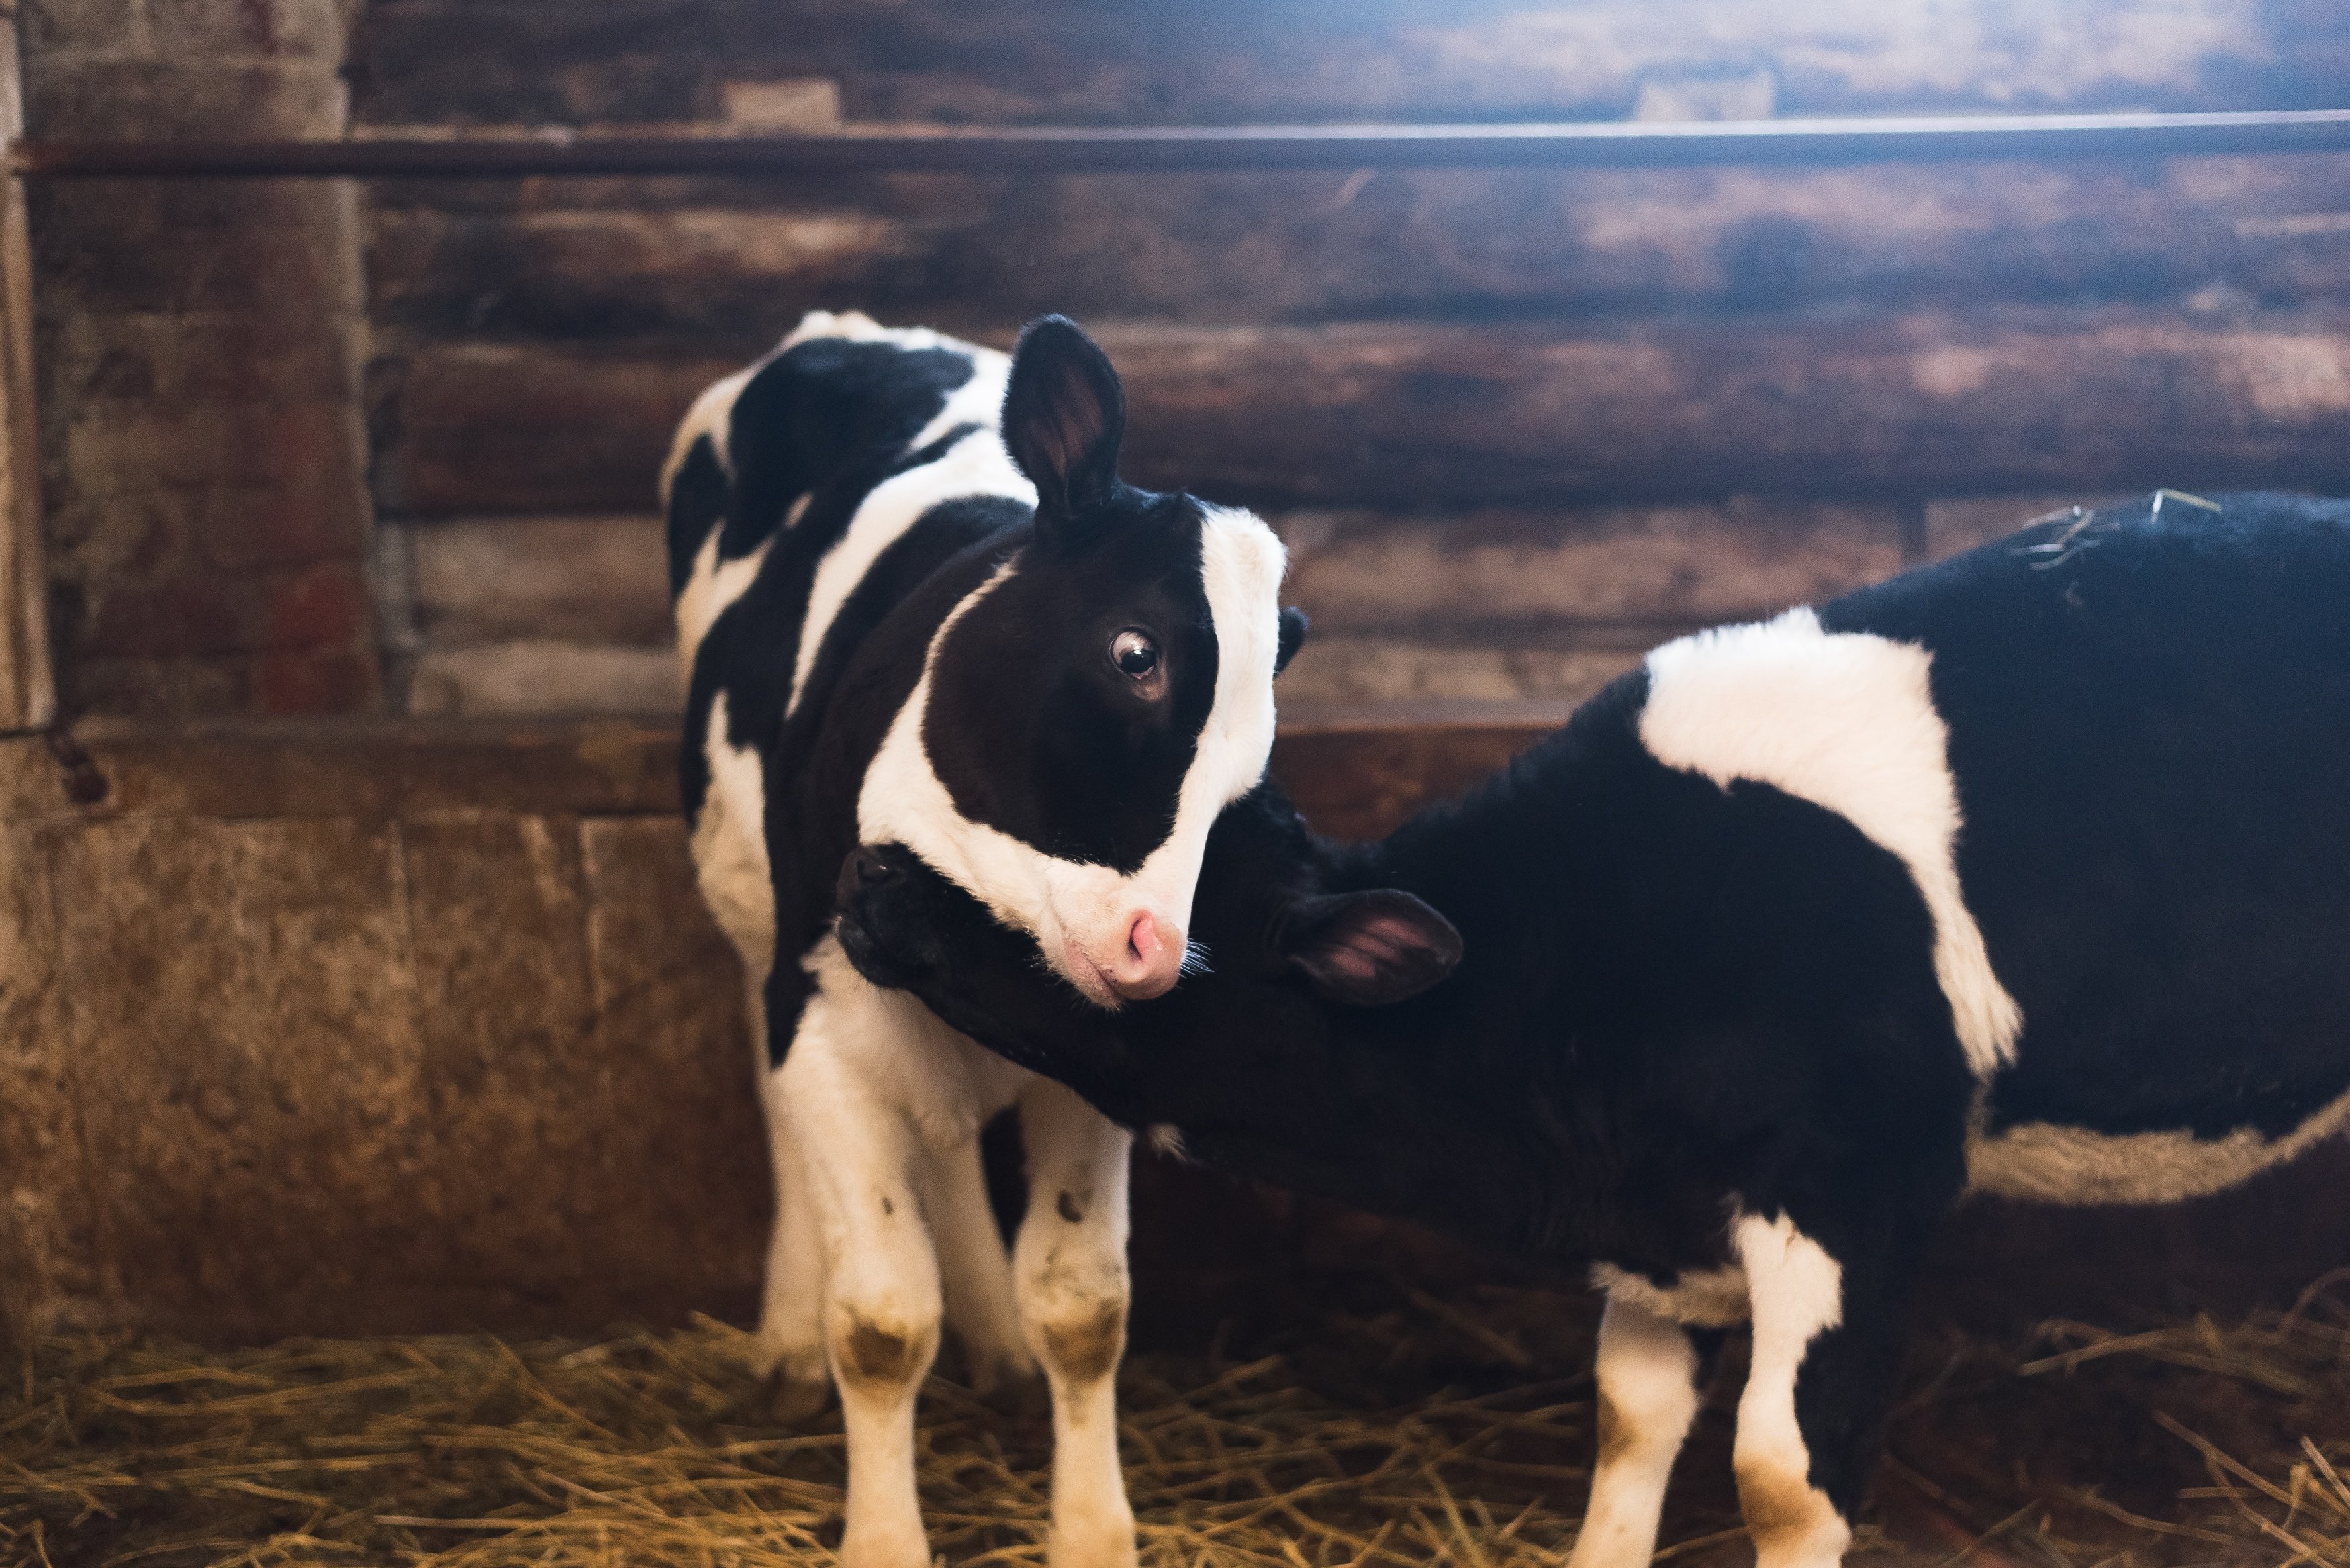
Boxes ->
[1568,1294,1703,1568]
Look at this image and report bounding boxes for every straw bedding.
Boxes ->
[7,1269,2350,1568]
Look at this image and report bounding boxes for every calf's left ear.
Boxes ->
[1280,889,1463,1006]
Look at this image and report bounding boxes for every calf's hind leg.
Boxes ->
[1015,1078,1138,1568]
[755,1052,831,1420]
[918,1130,1045,1410]
[1732,1209,1926,1568]
[1567,1293,1707,1568]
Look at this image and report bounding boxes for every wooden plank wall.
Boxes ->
[348,0,2350,720]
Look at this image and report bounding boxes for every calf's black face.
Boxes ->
[835,784,1463,1128]
[856,317,1307,1007]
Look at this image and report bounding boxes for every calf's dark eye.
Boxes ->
[1111,630,1160,679]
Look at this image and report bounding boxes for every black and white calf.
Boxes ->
[664,311,1292,1568]
[839,493,2350,1568]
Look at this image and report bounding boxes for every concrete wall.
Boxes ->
[0,720,767,1341]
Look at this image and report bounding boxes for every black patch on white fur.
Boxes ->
[665,435,729,597]
[724,338,971,565]
[921,489,1218,872]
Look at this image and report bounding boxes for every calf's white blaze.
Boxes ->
[1640,607,2024,1078]
[858,505,1288,1003]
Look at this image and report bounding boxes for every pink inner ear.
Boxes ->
[1321,945,1386,982]
[1333,916,1423,973]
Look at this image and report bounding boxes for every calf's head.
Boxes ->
[858,316,1307,1006]
[835,784,1463,1118]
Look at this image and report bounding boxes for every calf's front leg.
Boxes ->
[780,973,948,1568]
[1015,1077,1139,1568]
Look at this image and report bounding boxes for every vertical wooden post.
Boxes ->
[0,1,54,730]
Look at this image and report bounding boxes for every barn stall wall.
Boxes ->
[5,0,2350,1344]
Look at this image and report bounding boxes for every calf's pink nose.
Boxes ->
[1106,912,1182,1000]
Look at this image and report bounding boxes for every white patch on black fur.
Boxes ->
[1641,608,2023,1078]
[692,693,774,963]
[675,529,778,665]
[1568,1294,1702,1568]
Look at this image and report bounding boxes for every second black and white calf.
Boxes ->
[839,493,2350,1568]
[665,311,1292,1568]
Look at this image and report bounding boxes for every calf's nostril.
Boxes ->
[835,846,903,912]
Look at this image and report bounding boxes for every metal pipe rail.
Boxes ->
[11,107,2350,179]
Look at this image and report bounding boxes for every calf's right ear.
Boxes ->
[1279,889,1462,1006]
[1275,606,1309,676]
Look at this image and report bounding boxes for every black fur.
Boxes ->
[838,491,2350,1529]
[1822,495,2350,1139]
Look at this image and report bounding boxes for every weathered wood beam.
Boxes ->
[15,109,2350,179]
[361,155,2350,338]
[372,313,2350,517]
[0,5,53,731]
